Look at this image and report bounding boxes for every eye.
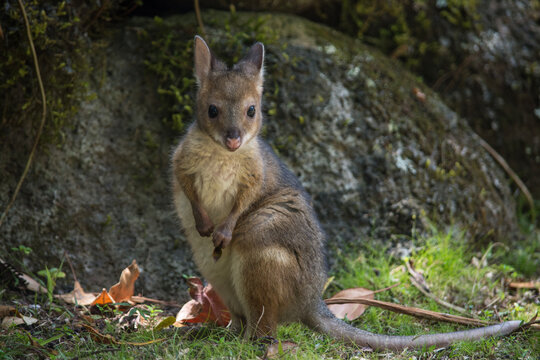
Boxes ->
[208,105,218,118]
[247,105,256,118]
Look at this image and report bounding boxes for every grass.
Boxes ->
[0,226,538,359]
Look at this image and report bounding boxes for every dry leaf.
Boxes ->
[109,259,140,303]
[90,288,115,306]
[265,340,298,359]
[2,316,25,328]
[326,288,374,320]
[0,305,16,318]
[176,277,230,326]
[21,273,48,294]
[55,280,97,305]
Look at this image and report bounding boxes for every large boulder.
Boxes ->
[0,11,518,300]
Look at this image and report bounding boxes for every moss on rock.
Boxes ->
[0,10,520,299]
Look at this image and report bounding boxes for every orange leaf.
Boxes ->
[176,277,231,326]
[326,287,374,320]
[56,280,98,305]
[90,288,115,306]
[109,259,140,303]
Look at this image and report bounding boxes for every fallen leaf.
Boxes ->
[109,259,140,303]
[90,288,115,306]
[55,280,97,305]
[22,315,38,326]
[21,273,48,294]
[0,305,16,318]
[154,316,176,331]
[176,277,230,326]
[326,288,374,320]
[2,316,25,328]
[265,340,298,359]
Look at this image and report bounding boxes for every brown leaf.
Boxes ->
[2,316,25,328]
[21,273,48,294]
[90,288,115,306]
[109,259,140,303]
[55,280,98,305]
[265,340,298,359]
[0,305,16,318]
[176,277,231,326]
[326,287,374,320]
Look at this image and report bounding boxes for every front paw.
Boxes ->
[194,210,214,237]
[196,220,214,237]
[212,226,232,249]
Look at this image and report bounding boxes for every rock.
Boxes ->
[0,11,519,300]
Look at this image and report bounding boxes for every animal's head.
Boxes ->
[193,36,264,152]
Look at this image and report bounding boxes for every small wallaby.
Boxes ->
[171,36,521,351]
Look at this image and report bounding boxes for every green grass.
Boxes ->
[1,227,538,359]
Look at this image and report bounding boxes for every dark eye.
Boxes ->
[247,105,256,118]
[208,105,218,118]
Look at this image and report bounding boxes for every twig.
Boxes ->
[325,297,540,332]
[0,0,48,228]
[130,295,181,307]
[325,297,490,327]
[405,260,467,314]
[194,0,206,37]
[475,134,534,215]
[83,0,110,31]
[508,281,540,290]
[409,276,468,314]
[63,251,78,283]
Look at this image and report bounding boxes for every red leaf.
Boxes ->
[176,277,231,326]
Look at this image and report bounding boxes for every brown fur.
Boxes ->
[171,36,522,350]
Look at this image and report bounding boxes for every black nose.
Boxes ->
[226,128,241,140]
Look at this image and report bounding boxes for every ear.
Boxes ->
[235,42,265,82]
[194,35,212,83]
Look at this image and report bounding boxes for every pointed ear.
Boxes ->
[234,42,265,80]
[194,35,212,82]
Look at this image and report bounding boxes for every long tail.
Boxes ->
[304,300,522,351]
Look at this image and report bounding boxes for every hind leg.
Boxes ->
[229,189,326,339]
[232,237,302,339]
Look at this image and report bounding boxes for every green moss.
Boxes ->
[339,0,481,81]
[0,1,139,147]
[142,10,283,135]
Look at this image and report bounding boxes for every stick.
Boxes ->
[475,134,534,215]
[405,260,467,314]
[0,0,48,228]
[63,251,78,283]
[194,0,206,37]
[325,297,490,327]
[324,297,540,331]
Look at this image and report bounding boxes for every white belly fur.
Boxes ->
[173,153,245,315]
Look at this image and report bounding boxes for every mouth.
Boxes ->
[225,137,242,151]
